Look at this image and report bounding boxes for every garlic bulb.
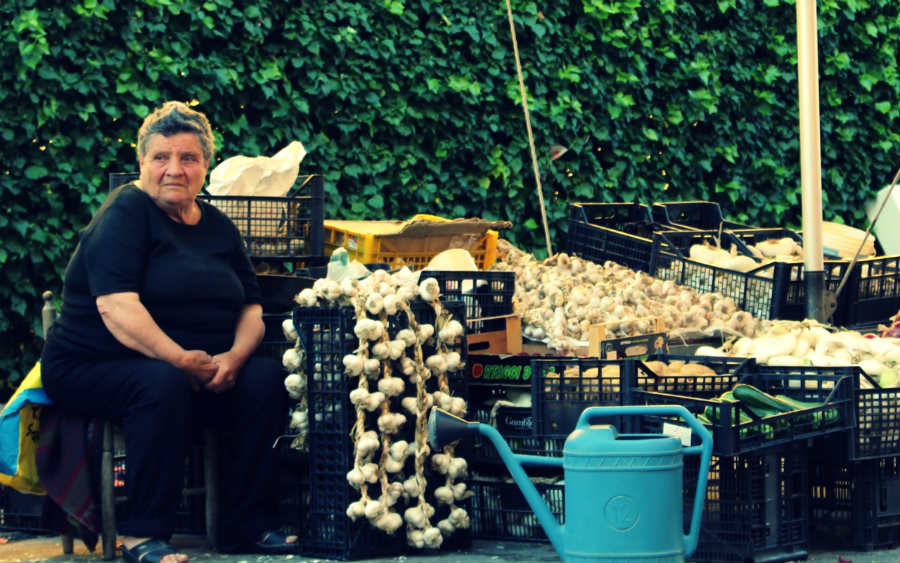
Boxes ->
[346,467,365,488]
[445,351,462,372]
[438,319,464,343]
[434,485,454,505]
[377,376,405,397]
[425,354,447,375]
[343,354,364,376]
[346,500,366,520]
[282,348,302,371]
[282,318,298,341]
[283,372,306,399]
[448,507,470,528]
[294,288,318,307]
[396,328,417,347]
[403,475,424,498]
[375,512,403,534]
[418,277,441,302]
[423,526,443,548]
[407,529,425,549]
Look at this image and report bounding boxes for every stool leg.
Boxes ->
[101,421,117,560]
[61,530,74,554]
[203,427,219,549]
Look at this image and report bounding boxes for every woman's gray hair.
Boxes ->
[136,101,215,162]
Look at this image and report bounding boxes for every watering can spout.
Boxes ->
[428,408,567,553]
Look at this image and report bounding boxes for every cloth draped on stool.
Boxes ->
[35,407,103,551]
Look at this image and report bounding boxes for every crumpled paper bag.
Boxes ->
[207,141,307,197]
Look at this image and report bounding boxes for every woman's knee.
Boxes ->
[129,360,192,409]
[236,355,285,401]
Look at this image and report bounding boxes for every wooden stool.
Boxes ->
[43,291,219,559]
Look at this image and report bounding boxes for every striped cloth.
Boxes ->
[35,407,101,551]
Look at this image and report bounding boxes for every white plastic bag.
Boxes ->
[207,141,307,197]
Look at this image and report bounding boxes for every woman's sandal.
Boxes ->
[120,538,184,563]
[253,529,298,554]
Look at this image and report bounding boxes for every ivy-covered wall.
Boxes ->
[1,0,898,396]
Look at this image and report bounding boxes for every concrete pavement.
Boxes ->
[1,532,898,563]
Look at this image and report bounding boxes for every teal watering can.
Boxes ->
[428,405,713,563]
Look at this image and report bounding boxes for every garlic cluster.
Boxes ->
[281,320,308,452]
[491,244,760,351]
[293,261,470,546]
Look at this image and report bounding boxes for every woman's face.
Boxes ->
[138,132,209,209]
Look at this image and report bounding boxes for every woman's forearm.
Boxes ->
[96,291,186,365]
[229,303,265,362]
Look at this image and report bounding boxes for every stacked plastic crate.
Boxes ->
[626,358,858,562]
[291,300,470,560]
[465,356,636,542]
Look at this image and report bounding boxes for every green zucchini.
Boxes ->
[732,384,795,413]
[774,394,840,427]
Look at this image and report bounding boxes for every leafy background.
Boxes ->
[1,0,898,397]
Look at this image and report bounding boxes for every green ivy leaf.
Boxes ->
[25,165,47,179]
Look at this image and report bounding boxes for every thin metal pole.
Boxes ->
[504,0,553,257]
[796,0,826,320]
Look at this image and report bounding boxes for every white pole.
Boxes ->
[795,0,827,320]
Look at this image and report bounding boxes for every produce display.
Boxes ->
[489,241,759,351]
[696,318,900,388]
[287,269,471,548]
[882,309,900,338]
[687,236,803,273]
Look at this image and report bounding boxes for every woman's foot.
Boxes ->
[120,537,188,563]
[218,529,298,554]
[253,529,298,554]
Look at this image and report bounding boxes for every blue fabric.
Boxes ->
[0,384,53,476]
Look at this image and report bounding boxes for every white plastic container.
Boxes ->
[865,185,900,255]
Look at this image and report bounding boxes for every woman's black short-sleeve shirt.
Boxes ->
[47,183,262,358]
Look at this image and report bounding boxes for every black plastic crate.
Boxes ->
[419,270,515,334]
[531,358,632,436]
[464,354,569,464]
[469,476,564,542]
[651,200,751,231]
[0,486,48,533]
[566,202,674,272]
[463,399,566,464]
[757,365,900,461]
[629,365,856,456]
[257,274,316,313]
[631,355,754,396]
[649,229,852,322]
[275,457,309,538]
[292,301,470,560]
[842,255,900,326]
[108,172,325,264]
[683,442,809,562]
[593,330,669,360]
[202,174,324,262]
[809,444,899,551]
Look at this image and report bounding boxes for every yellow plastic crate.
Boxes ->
[323,215,501,270]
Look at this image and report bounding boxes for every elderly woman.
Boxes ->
[40,101,296,563]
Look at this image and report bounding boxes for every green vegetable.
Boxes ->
[732,384,794,413]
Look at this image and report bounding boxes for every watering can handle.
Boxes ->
[574,405,713,559]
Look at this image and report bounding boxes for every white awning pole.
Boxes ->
[796,0,827,319]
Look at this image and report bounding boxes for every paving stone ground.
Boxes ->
[1,532,897,563]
